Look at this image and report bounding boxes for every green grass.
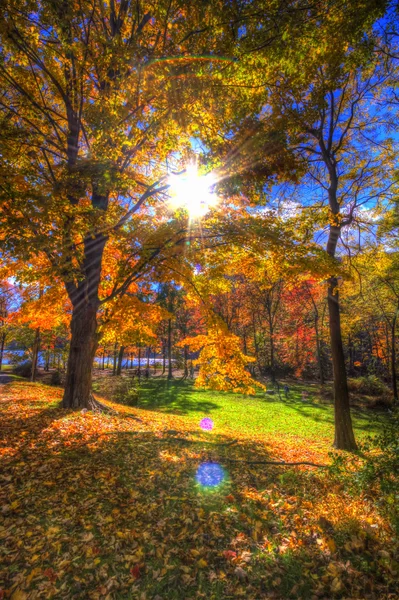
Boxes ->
[135,378,384,447]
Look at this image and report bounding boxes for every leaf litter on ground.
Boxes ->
[0,380,398,599]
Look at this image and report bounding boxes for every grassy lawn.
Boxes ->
[0,379,396,600]
[136,379,383,448]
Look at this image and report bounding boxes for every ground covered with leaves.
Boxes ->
[0,379,398,599]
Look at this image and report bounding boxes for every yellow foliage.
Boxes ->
[179,325,264,395]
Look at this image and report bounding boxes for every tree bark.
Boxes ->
[45,345,50,371]
[112,342,118,376]
[391,307,398,404]
[323,150,357,450]
[162,342,166,374]
[269,320,275,382]
[328,276,357,450]
[62,219,107,408]
[62,304,99,408]
[183,345,188,378]
[0,331,6,372]
[314,316,324,384]
[31,328,40,382]
[167,318,173,379]
[116,345,125,376]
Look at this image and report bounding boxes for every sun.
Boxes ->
[168,163,218,219]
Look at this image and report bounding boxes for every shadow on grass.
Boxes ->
[260,382,384,434]
[1,391,394,600]
[136,378,220,415]
[134,378,383,435]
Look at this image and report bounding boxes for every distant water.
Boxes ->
[2,350,175,368]
[93,357,174,367]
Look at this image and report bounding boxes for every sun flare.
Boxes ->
[168,164,218,219]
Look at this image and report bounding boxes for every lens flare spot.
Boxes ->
[196,462,225,488]
[199,417,214,431]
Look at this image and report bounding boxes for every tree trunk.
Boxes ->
[0,331,6,372]
[116,345,125,376]
[44,345,50,371]
[167,319,173,379]
[328,277,357,450]
[314,316,324,384]
[183,346,188,378]
[31,328,40,382]
[147,347,150,369]
[102,349,105,370]
[269,321,275,383]
[112,342,118,376]
[162,341,166,374]
[62,304,98,408]
[391,311,398,404]
[252,313,259,375]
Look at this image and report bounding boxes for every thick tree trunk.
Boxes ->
[116,345,125,376]
[328,277,357,451]
[31,328,40,382]
[62,304,98,409]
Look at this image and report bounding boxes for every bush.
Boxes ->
[330,411,399,533]
[348,375,387,396]
[12,360,33,379]
[50,370,63,386]
[112,377,139,406]
[348,375,393,409]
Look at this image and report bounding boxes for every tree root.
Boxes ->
[88,394,118,414]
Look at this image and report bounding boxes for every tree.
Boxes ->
[0,0,239,407]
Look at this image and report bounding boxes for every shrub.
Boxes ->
[12,360,33,379]
[112,377,139,406]
[50,370,63,386]
[348,375,393,409]
[348,375,387,396]
[330,411,399,533]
